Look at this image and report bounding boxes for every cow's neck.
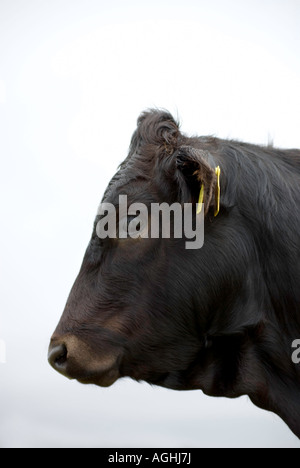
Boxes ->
[216,143,300,335]
[193,140,300,437]
[189,326,300,438]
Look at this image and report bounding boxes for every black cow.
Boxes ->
[49,109,300,438]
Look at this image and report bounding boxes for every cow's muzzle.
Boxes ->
[48,335,121,387]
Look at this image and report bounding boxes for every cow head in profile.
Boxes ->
[49,109,300,439]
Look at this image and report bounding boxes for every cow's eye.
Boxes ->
[118,215,148,239]
[119,215,139,237]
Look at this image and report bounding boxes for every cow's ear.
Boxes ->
[176,146,218,215]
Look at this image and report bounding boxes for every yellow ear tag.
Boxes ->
[214,166,221,217]
[196,183,204,215]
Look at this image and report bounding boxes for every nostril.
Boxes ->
[55,351,67,365]
[48,343,68,372]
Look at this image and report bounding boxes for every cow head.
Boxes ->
[48,111,300,439]
[48,110,263,394]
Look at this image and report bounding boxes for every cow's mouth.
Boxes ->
[76,367,120,388]
[48,334,122,387]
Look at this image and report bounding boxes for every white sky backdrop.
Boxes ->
[0,0,300,448]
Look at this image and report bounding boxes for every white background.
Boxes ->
[0,0,300,448]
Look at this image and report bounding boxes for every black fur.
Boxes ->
[51,109,300,438]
